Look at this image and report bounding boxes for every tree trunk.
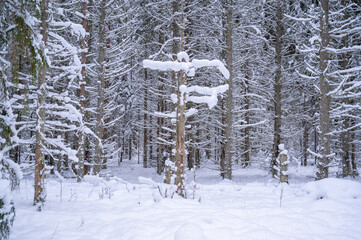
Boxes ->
[195,127,201,168]
[129,135,132,161]
[157,94,164,174]
[102,21,111,170]
[317,0,331,180]
[243,62,250,167]
[175,68,186,196]
[272,0,283,178]
[84,0,93,173]
[174,0,186,196]
[164,0,179,183]
[302,95,309,166]
[220,0,233,180]
[143,69,148,168]
[94,0,107,175]
[34,0,48,209]
[350,126,358,176]
[156,32,165,174]
[77,0,87,182]
[341,0,351,178]
[280,151,288,184]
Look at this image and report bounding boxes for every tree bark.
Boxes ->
[302,95,309,166]
[174,0,186,196]
[340,0,351,178]
[175,68,186,196]
[220,0,233,180]
[164,0,179,183]
[143,69,148,168]
[77,0,87,182]
[350,125,358,176]
[243,61,250,167]
[34,0,48,209]
[279,151,288,184]
[317,0,331,180]
[157,74,165,174]
[94,0,107,175]
[271,0,283,178]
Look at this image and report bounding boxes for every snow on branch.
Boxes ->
[143,51,230,79]
[330,66,361,75]
[180,84,229,109]
[191,59,230,79]
[143,60,192,73]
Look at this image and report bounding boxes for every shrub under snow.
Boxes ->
[0,179,15,240]
[302,178,361,200]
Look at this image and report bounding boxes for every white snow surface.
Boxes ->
[10,161,361,240]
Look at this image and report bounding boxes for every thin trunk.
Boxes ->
[341,116,351,177]
[157,33,165,174]
[195,127,200,168]
[314,127,317,164]
[149,115,153,165]
[84,0,93,171]
[34,0,48,209]
[317,0,331,180]
[187,143,194,170]
[129,135,132,161]
[137,134,140,164]
[341,0,351,178]
[350,127,358,176]
[272,0,283,178]
[77,0,87,182]
[102,21,111,170]
[94,0,107,175]
[243,62,250,167]
[143,69,148,168]
[121,134,125,163]
[302,95,309,166]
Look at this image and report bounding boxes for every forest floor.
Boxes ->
[10,159,361,240]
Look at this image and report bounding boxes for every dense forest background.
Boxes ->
[1,0,360,211]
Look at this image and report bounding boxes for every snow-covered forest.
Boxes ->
[1,0,361,239]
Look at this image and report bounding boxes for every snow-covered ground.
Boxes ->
[10,160,361,240]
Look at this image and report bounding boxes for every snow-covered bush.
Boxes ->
[302,178,361,200]
[0,150,21,239]
[0,179,15,240]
